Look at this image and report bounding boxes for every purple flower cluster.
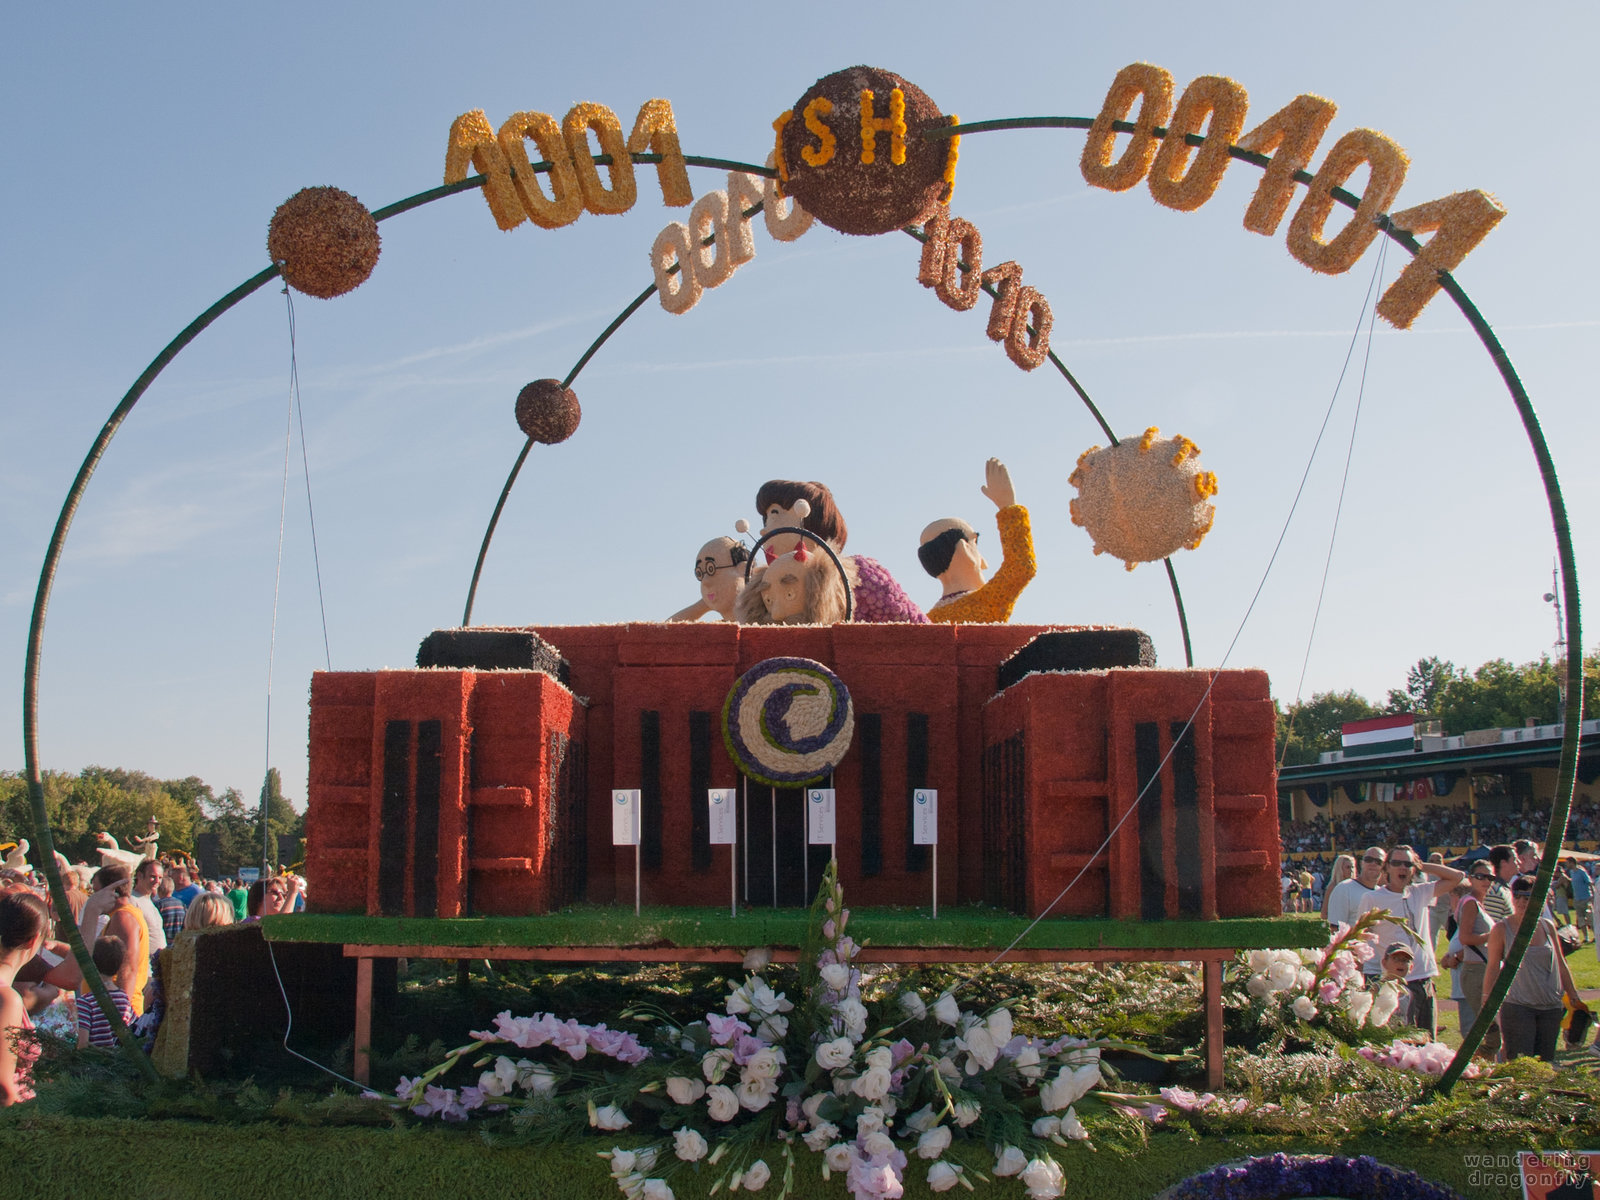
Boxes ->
[469,1010,650,1065]
[1167,1153,1465,1200]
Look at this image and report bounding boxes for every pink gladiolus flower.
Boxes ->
[552,1018,590,1059]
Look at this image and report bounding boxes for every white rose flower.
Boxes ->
[1020,1156,1066,1199]
[741,1160,771,1191]
[959,1025,999,1072]
[640,1181,674,1200]
[820,963,851,991]
[802,1121,838,1152]
[986,1008,1013,1047]
[916,1125,953,1159]
[673,1128,708,1162]
[756,1015,788,1043]
[1299,948,1322,965]
[1346,988,1374,1026]
[725,984,752,1014]
[1295,967,1315,991]
[515,1061,556,1093]
[864,1046,893,1071]
[1246,974,1273,998]
[1012,1044,1043,1082]
[927,1162,961,1192]
[1292,995,1318,1021]
[1370,981,1401,1026]
[479,1067,511,1098]
[952,1101,980,1128]
[856,1106,885,1134]
[824,1143,853,1172]
[737,1076,777,1111]
[932,992,961,1026]
[815,1037,854,1070]
[702,1049,733,1083]
[1266,961,1298,991]
[666,1076,706,1106]
[801,1092,830,1125]
[851,1065,892,1102]
[743,1047,784,1081]
[862,1130,896,1159]
[904,1105,938,1133]
[610,1148,639,1175]
[1039,1062,1100,1112]
[994,1146,1028,1177]
[838,998,868,1039]
[1032,1116,1060,1138]
[901,991,927,1020]
[1058,1107,1089,1141]
[706,1084,740,1122]
[1246,949,1274,972]
[591,1104,631,1131]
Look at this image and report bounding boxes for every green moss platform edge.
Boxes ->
[260,909,1328,952]
[0,1115,1527,1199]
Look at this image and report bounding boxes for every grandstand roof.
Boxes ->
[1278,719,1600,790]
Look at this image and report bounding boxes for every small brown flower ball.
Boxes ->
[267,187,381,299]
[780,66,951,237]
[515,380,581,444]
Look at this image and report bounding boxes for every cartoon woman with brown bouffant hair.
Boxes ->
[753,479,849,560]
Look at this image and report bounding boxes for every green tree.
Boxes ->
[201,786,258,875]
[1276,689,1380,767]
[255,768,303,868]
[1385,656,1457,716]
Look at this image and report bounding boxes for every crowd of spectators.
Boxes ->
[0,849,305,1104]
[1280,795,1600,859]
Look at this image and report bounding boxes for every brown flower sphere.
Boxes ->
[515,379,581,444]
[780,66,951,237]
[267,187,381,299]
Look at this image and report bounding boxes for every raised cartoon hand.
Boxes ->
[980,457,1015,510]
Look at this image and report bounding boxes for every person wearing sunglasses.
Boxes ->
[1451,865,1500,1047]
[1326,846,1387,931]
[1482,874,1590,1063]
[667,537,750,623]
[919,458,1036,624]
[1357,846,1465,1039]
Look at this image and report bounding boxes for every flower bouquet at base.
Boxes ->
[390,862,1186,1199]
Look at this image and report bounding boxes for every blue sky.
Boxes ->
[3,4,1595,810]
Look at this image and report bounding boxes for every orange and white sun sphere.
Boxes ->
[1069,427,1218,570]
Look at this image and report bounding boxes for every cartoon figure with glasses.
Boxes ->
[667,536,751,623]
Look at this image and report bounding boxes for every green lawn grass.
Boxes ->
[0,1114,1547,1200]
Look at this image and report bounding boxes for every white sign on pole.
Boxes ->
[611,789,640,846]
[912,789,938,845]
[807,788,836,844]
[708,789,738,844]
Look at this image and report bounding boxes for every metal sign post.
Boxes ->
[709,787,738,918]
[612,789,641,917]
[913,788,939,918]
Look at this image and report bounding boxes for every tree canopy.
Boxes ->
[0,766,303,875]
[1276,649,1600,767]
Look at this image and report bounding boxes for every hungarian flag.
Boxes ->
[1341,715,1415,758]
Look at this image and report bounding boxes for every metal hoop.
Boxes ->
[742,527,854,623]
